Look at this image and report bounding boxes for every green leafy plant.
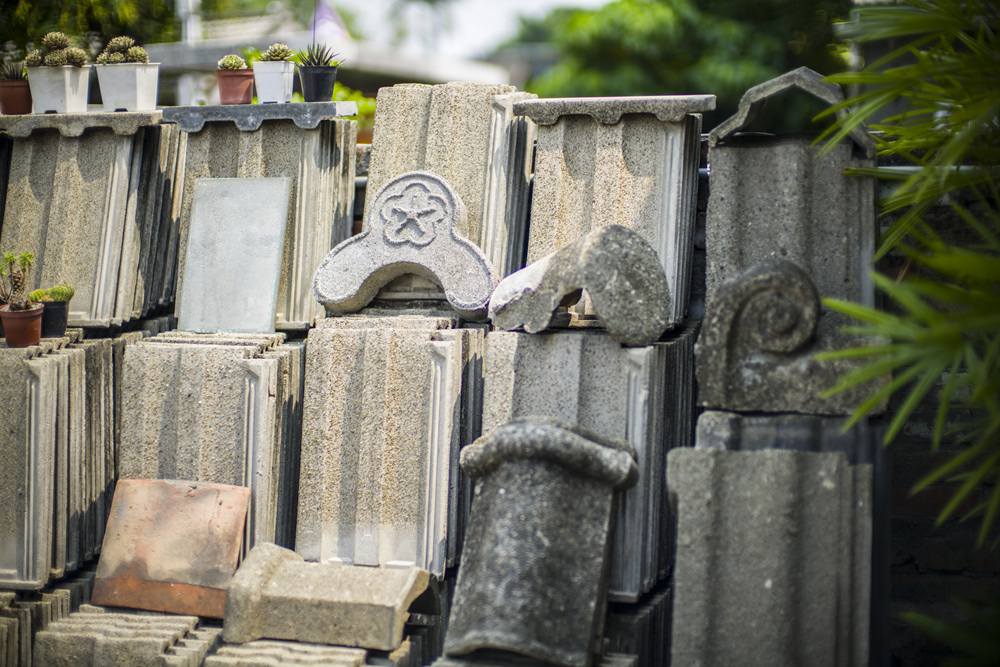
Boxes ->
[0,58,26,80]
[259,42,293,62]
[817,0,1000,545]
[216,53,247,70]
[0,251,37,310]
[298,43,340,68]
[96,35,149,64]
[28,282,74,303]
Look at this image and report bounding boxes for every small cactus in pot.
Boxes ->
[95,35,159,111]
[0,51,31,114]
[253,43,296,104]
[29,282,75,338]
[25,31,91,113]
[0,251,43,347]
[215,54,254,105]
[297,43,341,102]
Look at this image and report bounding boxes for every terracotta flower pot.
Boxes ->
[215,69,254,105]
[0,80,32,114]
[1,304,45,348]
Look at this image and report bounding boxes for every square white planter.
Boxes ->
[253,61,295,104]
[27,65,91,114]
[96,63,159,112]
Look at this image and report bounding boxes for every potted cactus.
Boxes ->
[215,54,253,105]
[0,55,31,114]
[0,251,43,347]
[28,283,74,338]
[297,43,340,102]
[25,32,91,114]
[95,36,159,112]
[253,43,295,104]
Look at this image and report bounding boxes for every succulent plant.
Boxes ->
[28,288,47,302]
[106,52,126,64]
[0,251,36,305]
[28,282,75,303]
[106,36,135,53]
[0,59,26,81]
[25,49,43,67]
[217,54,247,70]
[299,43,340,68]
[64,47,87,67]
[260,42,293,62]
[44,49,67,67]
[41,32,71,51]
[125,46,149,64]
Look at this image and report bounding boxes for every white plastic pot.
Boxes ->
[27,65,91,113]
[96,63,160,112]
[252,61,295,104]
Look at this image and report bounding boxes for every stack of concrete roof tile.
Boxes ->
[163,105,358,330]
[118,331,304,550]
[482,325,696,602]
[33,604,221,666]
[364,82,536,277]
[296,316,485,577]
[604,585,671,667]
[0,113,181,326]
[512,96,715,325]
[0,331,124,593]
[0,568,95,667]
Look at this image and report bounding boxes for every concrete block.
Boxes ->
[706,68,875,319]
[668,448,872,666]
[0,347,59,590]
[514,96,714,324]
[445,418,637,667]
[695,259,885,414]
[365,83,535,275]
[74,338,114,560]
[224,543,429,651]
[205,640,367,666]
[482,327,696,601]
[0,114,174,326]
[176,178,291,333]
[171,116,357,330]
[489,225,671,346]
[314,171,498,320]
[119,333,300,549]
[91,479,249,618]
[296,316,472,576]
[33,607,202,666]
[162,101,358,133]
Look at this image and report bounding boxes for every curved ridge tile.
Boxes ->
[313,171,498,320]
[513,95,716,126]
[489,225,671,346]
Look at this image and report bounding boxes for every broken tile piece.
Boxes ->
[224,543,429,652]
[313,171,498,320]
[488,225,671,346]
[91,479,250,618]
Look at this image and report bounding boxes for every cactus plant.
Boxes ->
[0,251,36,310]
[41,32,71,51]
[28,282,75,303]
[24,49,43,67]
[27,31,88,69]
[97,37,150,65]
[217,54,247,70]
[260,43,293,62]
[65,47,87,67]
[106,36,135,53]
[125,46,149,64]
[44,49,68,67]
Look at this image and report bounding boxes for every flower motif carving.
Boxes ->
[381,183,448,247]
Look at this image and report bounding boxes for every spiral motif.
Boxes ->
[742,288,817,354]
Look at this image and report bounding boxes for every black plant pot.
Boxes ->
[298,65,338,102]
[41,300,69,338]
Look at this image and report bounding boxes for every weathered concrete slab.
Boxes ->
[296,316,472,577]
[489,225,671,346]
[162,101,358,133]
[446,418,636,667]
[0,346,59,590]
[514,95,713,324]
[706,68,875,318]
[668,448,871,667]
[91,479,249,618]
[314,171,498,320]
[365,82,535,276]
[176,177,291,333]
[224,543,429,651]
[205,640,367,666]
[482,327,696,601]
[172,116,356,330]
[0,111,162,138]
[695,259,885,414]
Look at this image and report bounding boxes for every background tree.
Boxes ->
[0,0,178,54]
[512,0,850,130]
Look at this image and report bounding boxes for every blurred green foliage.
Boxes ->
[517,0,851,130]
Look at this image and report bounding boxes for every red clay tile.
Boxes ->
[91,479,250,618]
